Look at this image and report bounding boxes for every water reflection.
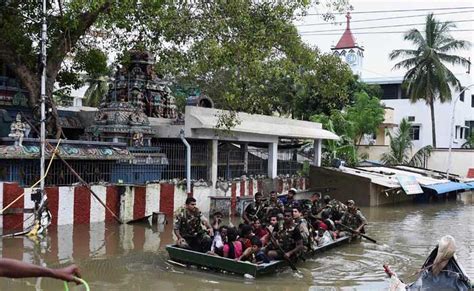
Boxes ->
[0,200,473,290]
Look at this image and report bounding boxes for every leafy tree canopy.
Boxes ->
[0,0,351,136]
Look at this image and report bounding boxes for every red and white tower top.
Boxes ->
[333,12,363,50]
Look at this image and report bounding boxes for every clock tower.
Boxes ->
[331,12,364,77]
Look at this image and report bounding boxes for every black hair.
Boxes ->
[240,224,253,237]
[254,192,263,197]
[323,195,331,204]
[227,227,238,242]
[185,197,196,205]
[250,236,262,248]
[292,206,303,213]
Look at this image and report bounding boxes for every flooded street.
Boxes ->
[1,199,473,290]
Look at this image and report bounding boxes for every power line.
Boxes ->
[299,29,474,36]
[299,19,474,34]
[297,10,474,27]
[304,6,474,16]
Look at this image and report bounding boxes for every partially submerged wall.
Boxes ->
[0,177,308,232]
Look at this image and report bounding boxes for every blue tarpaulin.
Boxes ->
[464,182,474,190]
[422,182,471,194]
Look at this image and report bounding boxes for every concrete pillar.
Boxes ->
[243,143,249,174]
[313,139,322,167]
[268,142,278,179]
[211,139,218,188]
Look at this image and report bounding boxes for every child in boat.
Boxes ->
[236,236,270,264]
[238,224,254,251]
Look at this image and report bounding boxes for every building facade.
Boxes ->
[363,74,474,149]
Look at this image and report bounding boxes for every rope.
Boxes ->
[0,139,61,215]
[63,276,90,291]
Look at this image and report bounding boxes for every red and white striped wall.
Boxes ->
[0,223,168,264]
[0,177,309,231]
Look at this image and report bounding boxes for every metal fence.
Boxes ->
[152,139,210,181]
[277,148,306,176]
[0,141,307,186]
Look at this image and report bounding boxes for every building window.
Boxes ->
[459,90,464,102]
[466,121,474,137]
[407,116,415,122]
[380,84,399,100]
[409,125,420,141]
[471,95,474,108]
[455,126,460,139]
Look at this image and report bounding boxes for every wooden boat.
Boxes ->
[166,236,352,277]
[407,246,472,290]
[385,246,472,290]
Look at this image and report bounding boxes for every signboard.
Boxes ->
[397,175,424,195]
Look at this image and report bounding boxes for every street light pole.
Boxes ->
[446,84,474,179]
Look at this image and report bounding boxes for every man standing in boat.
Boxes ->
[243,192,266,224]
[335,200,367,237]
[174,197,213,252]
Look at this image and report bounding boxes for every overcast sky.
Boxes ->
[295,0,474,81]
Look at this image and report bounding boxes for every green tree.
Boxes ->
[389,13,471,148]
[346,91,385,146]
[381,118,433,166]
[0,1,350,136]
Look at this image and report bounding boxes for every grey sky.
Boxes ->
[296,0,474,81]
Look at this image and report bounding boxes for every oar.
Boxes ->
[338,223,377,243]
[265,227,298,272]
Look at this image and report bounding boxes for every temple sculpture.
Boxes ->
[9,113,30,146]
[86,50,178,146]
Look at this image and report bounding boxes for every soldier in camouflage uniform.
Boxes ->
[266,209,304,261]
[335,200,367,238]
[292,207,311,249]
[243,192,266,224]
[263,191,284,219]
[323,195,347,221]
[174,197,213,252]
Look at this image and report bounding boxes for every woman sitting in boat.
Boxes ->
[251,219,268,242]
[222,227,243,259]
[173,197,213,252]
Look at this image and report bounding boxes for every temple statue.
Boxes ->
[9,113,30,146]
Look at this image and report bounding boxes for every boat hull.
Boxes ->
[166,236,353,277]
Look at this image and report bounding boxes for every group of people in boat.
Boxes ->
[173,188,367,264]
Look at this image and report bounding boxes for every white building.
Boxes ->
[331,12,473,150]
[363,74,473,149]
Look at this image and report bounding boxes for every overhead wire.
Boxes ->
[299,19,474,34]
[300,29,474,36]
[304,6,474,16]
[297,9,474,27]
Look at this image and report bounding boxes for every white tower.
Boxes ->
[331,12,364,77]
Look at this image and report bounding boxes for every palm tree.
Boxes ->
[381,118,433,166]
[83,76,109,107]
[389,13,471,148]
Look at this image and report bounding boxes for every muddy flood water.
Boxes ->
[1,198,473,290]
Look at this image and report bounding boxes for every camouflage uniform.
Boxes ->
[295,217,311,248]
[340,210,367,230]
[263,198,284,218]
[174,206,211,252]
[244,202,266,222]
[325,199,347,221]
[270,225,303,258]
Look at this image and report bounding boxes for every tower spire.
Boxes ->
[346,12,351,29]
